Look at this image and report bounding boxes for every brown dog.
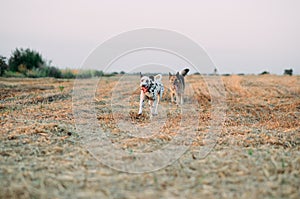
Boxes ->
[169,68,189,105]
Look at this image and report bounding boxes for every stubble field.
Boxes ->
[0,74,299,199]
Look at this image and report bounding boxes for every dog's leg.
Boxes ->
[175,92,180,105]
[151,99,155,115]
[138,91,145,115]
[170,91,174,103]
[148,99,154,117]
[180,94,184,105]
[154,94,160,115]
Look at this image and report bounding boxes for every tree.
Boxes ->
[47,66,62,78]
[8,48,45,72]
[0,56,8,76]
[283,69,293,76]
[94,70,104,77]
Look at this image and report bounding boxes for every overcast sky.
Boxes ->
[1,0,299,74]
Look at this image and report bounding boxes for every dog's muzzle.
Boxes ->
[141,85,148,93]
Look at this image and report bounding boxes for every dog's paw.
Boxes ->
[136,113,142,119]
[169,101,176,105]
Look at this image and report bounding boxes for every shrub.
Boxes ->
[103,73,116,77]
[26,68,47,78]
[26,69,40,78]
[8,48,45,72]
[283,69,293,76]
[18,64,27,75]
[0,56,8,76]
[5,48,65,78]
[77,70,93,78]
[61,69,76,79]
[3,71,25,78]
[76,70,105,78]
[93,70,104,77]
[23,66,61,78]
[58,85,64,92]
[260,71,270,75]
[47,66,62,78]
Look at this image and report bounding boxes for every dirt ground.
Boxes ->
[0,75,299,199]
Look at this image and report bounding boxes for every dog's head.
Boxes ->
[140,73,154,92]
[169,68,189,90]
[169,72,181,90]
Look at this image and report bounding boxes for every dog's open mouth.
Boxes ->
[141,86,148,93]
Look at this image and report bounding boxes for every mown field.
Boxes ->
[0,75,299,199]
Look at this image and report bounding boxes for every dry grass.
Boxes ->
[0,75,299,199]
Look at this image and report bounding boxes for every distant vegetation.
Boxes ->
[259,71,270,75]
[1,48,295,78]
[0,48,118,78]
[284,69,293,76]
[0,56,8,76]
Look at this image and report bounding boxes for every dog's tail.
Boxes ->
[154,74,162,81]
[180,68,190,76]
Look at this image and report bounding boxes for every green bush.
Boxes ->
[26,68,44,78]
[26,69,41,78]
[3,48,65,78]
[283,69,293,76]
[77,70,93,78]
[61,69,76,79]
[23,67,61,78]
[93,70,104,77]
[0,56,8,76]
[3,71,25,78]
[47,66,62,78]
[103,73,115,77]
[260,71,270,75]
[8,48,45,72]
[76,70,105,78]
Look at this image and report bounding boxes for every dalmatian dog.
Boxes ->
[138,73,164,116]
[169,68,189,105]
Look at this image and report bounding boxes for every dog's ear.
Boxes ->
[149,76,154,81]
[140,72,143,78]
[176,72,180,78]
[169,72,172,79]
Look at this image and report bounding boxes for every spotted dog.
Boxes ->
[169,68,189,105]
[138,73,164,116]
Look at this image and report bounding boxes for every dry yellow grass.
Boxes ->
[0,75,299,199]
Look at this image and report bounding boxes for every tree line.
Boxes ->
[0,48,118,78]
[1,48,294,78]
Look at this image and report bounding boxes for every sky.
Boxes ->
[0,0,299,74]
